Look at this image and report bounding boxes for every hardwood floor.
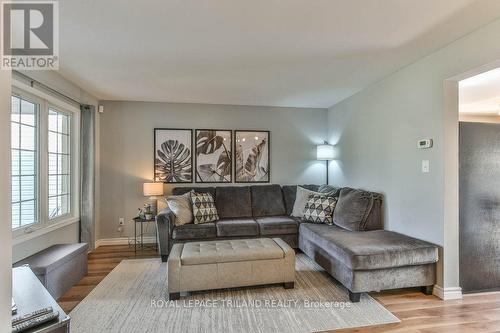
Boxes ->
[57,244,158,313]
[330,289,500,333]
[58,245,500,333]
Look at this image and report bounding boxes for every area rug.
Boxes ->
[70,254,399,333]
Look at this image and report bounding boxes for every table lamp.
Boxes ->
[143,182,164,217]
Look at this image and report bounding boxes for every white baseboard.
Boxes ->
[95,236,157,248]
[433,285,463,300]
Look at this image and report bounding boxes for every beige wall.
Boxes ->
[328,17,500,293]
[0,71,12,332]
[98,101,327,240]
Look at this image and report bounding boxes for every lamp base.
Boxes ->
[146,196,158,216]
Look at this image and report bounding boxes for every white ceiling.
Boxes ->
[460,67,500,115]
[58,0,500,108]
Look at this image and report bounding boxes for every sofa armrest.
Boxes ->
[156,208,175,261]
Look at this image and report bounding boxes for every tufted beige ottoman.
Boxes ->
[167,238,295,300]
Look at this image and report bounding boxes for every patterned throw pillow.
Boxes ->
[191,192,219,224]
[302,194,337,224]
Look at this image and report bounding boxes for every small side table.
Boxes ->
[133,216,158,254]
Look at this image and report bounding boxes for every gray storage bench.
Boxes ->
[14,243,89,300]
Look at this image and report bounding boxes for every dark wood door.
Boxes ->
[459,122,500,293]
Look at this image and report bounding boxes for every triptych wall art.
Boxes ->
[154,128,270,184]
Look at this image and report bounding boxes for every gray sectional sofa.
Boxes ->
[156,184,438,302]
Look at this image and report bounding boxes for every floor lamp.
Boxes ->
[317,143,334,185]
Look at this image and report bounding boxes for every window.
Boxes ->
[11,95,39,229]
[48,109,71,219]
[11,86,79,236]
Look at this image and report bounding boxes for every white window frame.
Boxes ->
[47,105,73,222]
[10,91,41,231]
[12,80,80,243]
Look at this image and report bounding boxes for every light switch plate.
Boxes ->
[422,160,430,173]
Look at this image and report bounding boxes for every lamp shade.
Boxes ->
[317,144,335,160]
[143,182,164,197]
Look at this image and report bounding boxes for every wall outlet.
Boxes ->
[119,217,125,226]
[422,160,430,173]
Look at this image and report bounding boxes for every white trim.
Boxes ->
[12,78,80,114]
[10,85,80,238]
[441,59,500,295]
[433,285,463,300]
[95,237,157,248]
[12,217,79,246]
[10,89,43,238]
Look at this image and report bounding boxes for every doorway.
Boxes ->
[458,67,500,293]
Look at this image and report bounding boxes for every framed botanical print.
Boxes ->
[195,129,232,183]
[234,130,270,183]
[154,128,193,183]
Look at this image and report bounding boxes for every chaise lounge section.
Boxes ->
[299,223,437,301]
[156,184,438,302]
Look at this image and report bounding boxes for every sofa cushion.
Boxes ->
[250,185,286,217]
[255,216,299,235]
[299,223,438,270]
[333,187,381,231]
[216,218,259,237]
[282,185,319,216]
[172,223,217,240]
[215,186,252,218]
[173,186,216,198]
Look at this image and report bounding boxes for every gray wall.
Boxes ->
[99,101,327,239]
[459,122,500,293]
[327,74,444,246]
[328,17,500,248]
[327,17,500,291]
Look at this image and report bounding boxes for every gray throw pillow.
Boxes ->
[291,186,322,218]
[318,184,341,197]
[333,187,375,231]
[166,191,193,226]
